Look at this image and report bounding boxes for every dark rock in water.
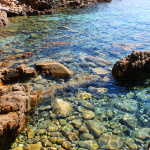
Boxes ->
[147,141,150,149]
[36,61,73,78]
[112,50,150,80]
[68,1,80,6]
[0,10,9,25]
[0,64,37,84]
[0,83,40,150]
[6,9,20,17]
[21,6,39,16]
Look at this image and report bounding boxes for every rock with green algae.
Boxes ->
[97,133,124,149]
[125,137,138,150]
[27,127,37,139]
[85,120,107,138]
[82,110,95,120]
[41,139,52,147]
[62,140,71,149]
[79,124,89,133]
[71,119,82,129]
[77,92,92,100]
[135,128,150,140]
[78,140,99,149]
[119,113,137,129]
[47,122,59,132]
[24,142,42,150]
[78,100,95,111]
[80,133,94,140]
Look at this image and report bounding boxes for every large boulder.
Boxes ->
[36,61,73,78]
[0,83,40,150]
[112,51,150,80]
[0,10,9,25]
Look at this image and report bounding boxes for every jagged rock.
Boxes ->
[0,10,9,25]
[112,51,150,80]
[36,61,73,78]
[28,0,54,10]
[0,52,34,69]
[0,64,37,84]
[21,6,39,16]
[0,83,40,150]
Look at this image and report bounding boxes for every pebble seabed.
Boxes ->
[1,1,150,150]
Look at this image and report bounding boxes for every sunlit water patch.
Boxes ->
[1,0,150,149]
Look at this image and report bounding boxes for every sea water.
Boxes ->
[1,0,150,149]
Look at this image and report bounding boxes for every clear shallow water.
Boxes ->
[1,0,150,149]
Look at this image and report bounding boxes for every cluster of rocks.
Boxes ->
[112,50,150,80]
[0,52,74,149]
[0,83,40,150]
[0,0,112,26]
[8,93,150,150]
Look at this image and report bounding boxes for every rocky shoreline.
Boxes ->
[0,51,74,149]
[0,0,111,26]
[1,1,150,149]
[0,50,150,149]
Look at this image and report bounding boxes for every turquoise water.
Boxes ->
[1,0,150,149]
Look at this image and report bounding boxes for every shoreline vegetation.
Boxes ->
[0,0,111,26]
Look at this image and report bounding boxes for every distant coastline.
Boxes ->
[0,0,111,26]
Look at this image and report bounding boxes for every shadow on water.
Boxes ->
[113,72,150,91]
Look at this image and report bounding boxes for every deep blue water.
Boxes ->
[1,0,150,149]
